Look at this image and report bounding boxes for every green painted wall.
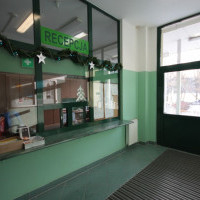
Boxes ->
[0,126,125,200]
[0,48,34,75]
[43,58,87,76]
[138,71,157,142]
[121,69,138,120]
[121,69,156,142]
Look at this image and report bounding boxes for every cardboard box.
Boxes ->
[0,137,23,154]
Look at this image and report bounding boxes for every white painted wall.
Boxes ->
[121,20,157,72]
[121,19,138,71]
[137,26,157,72]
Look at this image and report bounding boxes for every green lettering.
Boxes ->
[52,33,57,44]
[74,40,79,50]
[58,35,63,45]
[69,39,74,47]
[64,37,69,47]
[83,43,87,52]
[45,31,51,42]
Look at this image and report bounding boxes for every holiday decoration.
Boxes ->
[37,52,46,64]
[0,34,122,71]
[89,61,95,70]
[76,86,86,102]
[13,51,18,56]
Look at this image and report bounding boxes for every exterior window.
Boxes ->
[161,15,200,66]
[164,69,200,117]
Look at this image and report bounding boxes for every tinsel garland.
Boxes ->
[0,34,122,71]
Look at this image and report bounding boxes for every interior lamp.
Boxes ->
[74,32,88,39]
[17,13,33,33]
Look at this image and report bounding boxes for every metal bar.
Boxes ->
[32,0,44,134]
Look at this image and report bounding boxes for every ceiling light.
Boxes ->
[59,17,82,33]
[17,13,33,33]
[74,32,87,39]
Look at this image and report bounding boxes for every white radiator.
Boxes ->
[126,119,138,146]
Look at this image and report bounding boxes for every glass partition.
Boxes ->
[0,48,37,139]
[0,0,34,44]
[92,8,118,63]
[93,72,119,120]
[42,57,89,130]
[40,0,88,54]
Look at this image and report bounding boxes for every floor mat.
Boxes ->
[107,149,200,200]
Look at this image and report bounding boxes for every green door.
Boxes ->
[157,14,200,155]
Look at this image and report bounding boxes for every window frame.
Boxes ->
[0,0,121,136]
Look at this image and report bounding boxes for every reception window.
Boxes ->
[0,0,120,155]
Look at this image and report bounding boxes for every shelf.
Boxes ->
[0,119,133,161]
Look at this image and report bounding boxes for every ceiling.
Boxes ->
[87,0,200,26]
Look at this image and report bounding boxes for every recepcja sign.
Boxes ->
[41,26,89,55]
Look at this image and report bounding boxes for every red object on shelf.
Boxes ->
[0,117,5,136]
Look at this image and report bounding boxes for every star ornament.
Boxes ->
[37,52,46,64]
[89,61,95,70]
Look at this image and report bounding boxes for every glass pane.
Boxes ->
[41,33,89,125]
[93,76,118,120]
[92,8,118,63]
[93,82,104,120]
[180,69,200,116]
[0,48,37,141]
[164,72,178,114]
[164,69,200,117]
[44,109,60,130]
[72,107,84,125]
[43,73,88,104]
[104,80,118,119]
[40,0,88,53]
[0,0,34,44]
[161,15,200,66]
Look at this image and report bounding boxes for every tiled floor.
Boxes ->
[20,144,167,200]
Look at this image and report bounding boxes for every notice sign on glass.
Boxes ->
[41,26,89,55]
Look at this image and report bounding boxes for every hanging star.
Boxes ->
[89,61,95,70]
[37,52,46,64]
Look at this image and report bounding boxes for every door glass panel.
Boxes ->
[164,72,178,114]
[164,69,200,117]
